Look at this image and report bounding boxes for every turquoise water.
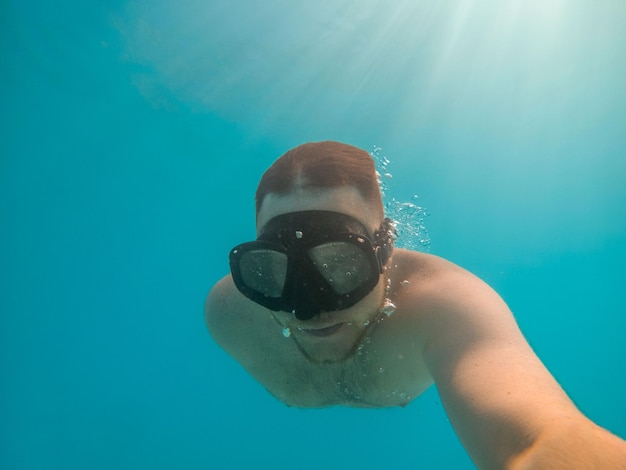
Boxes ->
[2,1,625,468]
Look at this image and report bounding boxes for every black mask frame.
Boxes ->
[229,210,395,320]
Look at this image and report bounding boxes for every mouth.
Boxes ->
[300,323,344,337]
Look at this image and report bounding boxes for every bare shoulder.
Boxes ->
[204,275,239,338]
[204,275,275,362]
[389,249,534,369]
[389,249,505,322]
[384,249,529,383]
[390,248,492,291]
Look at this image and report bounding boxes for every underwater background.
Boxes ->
[2,1,625,468]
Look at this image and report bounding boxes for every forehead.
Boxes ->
[257,186,380,235]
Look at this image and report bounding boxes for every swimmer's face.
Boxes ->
[257,186,388,363]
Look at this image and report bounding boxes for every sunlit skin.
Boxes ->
[206,185,626,469]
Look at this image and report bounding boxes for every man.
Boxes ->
[205,141,626,469]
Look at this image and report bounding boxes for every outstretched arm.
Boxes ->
[412,264,626,469]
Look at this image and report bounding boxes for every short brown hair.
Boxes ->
[256,141,383,219]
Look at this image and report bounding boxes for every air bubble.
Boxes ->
[371,147,431,251]
[282,327,291,338]
[295,230,303,239]
[381,299,396,317]
[401,280,411,286]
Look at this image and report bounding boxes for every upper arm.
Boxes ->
[416,266,580,468]
[204,275,250,355]
[204,275,278,376]
[204,276,229,342]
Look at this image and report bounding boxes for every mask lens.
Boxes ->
[308,242,374,295]
[238,250,288,298]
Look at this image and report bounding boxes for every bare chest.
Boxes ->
[258,325,432,408]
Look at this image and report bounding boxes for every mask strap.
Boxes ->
[374,218,396,271]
